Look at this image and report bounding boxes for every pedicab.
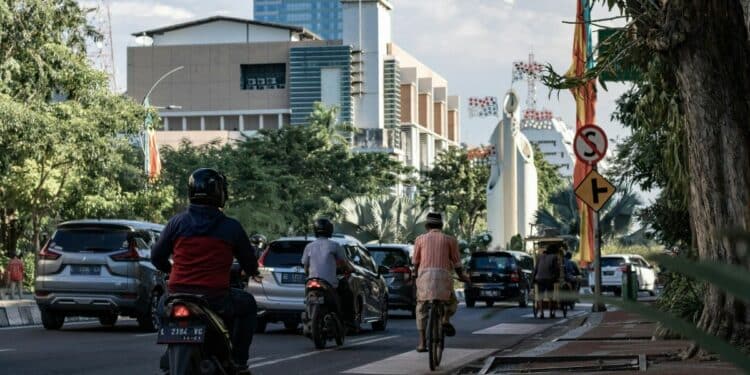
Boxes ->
[525,229,576,319]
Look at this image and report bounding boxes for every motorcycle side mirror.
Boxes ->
[377,265,389,275]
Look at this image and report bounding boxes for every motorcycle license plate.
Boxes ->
[281,272,306,284]
[157,324,206,344]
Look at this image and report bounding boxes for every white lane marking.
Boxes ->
[342,348,496,374]
[134,332,157,337]
[248,335,398,369]
[520,310,587,319]
[472,323,552,335]
[0,349,16,353]
[246,357,266,364]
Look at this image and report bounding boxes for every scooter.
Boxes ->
[157,264,247,374]
[301,277,345,349]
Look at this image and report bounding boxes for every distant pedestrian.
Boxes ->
[0,263,7,300]
[8,253,24,299]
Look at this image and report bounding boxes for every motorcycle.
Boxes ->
[157,264,247,375]
[301,277,345,349]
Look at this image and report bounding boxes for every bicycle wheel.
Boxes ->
[436,307,444,366]
[427,303,440,371]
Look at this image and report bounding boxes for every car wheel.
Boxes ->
[99,313,118,327]
[41,309,65,330]
[648,289,656,297]
[371,297,388,332]
[351,298,363,334]
[137,293,160,332]
[614,289,622,297]
[465,298,475,308]
[283,321,298,332]
[486,301,494,307]
[518,288,530,308]
[255,317,268,334]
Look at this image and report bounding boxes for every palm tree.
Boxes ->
[337,195,427,244]
[534,184,642,248]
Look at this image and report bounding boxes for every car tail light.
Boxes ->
[120,293,138,299]
[510,271,520,283]
[257,249,269,268]
[39,243,61,260]
[35,291,50,297]
[110,241,139,261]
[306,279,322,289]
[620,264,630,273]
[172,304,190,318]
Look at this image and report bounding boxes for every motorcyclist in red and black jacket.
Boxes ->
[152,168,260,372]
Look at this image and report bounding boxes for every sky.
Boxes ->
[89,0,631,148]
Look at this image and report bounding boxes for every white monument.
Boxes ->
[486,90,539,249]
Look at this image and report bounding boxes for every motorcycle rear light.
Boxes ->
[257,249,269,268]
[172,304,191,318]
[306,279,322,289]
[39,244,61,260]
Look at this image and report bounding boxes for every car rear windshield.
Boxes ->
[50,228,130,253]
[369,248,410,268]
[264,241,309,268]
[601,257,626,267]
[470,254,514,271]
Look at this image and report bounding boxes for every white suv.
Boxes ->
[588,254,657,296]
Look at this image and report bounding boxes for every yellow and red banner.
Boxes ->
[566,0,597,264]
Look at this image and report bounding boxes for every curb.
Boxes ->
[0,301,93,328]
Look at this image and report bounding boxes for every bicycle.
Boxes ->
[425,299,446,371]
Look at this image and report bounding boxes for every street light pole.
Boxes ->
[142,66,184,176]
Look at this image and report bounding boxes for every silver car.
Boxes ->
[34,219,166,331]
[249,235,389,333]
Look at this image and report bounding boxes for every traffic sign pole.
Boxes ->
[593,163,607,313]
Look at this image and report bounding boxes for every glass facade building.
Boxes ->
[254,0,343,40]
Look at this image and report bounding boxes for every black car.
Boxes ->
[366,244,416,317]
[464,251,533,308]
[249,234,389,333]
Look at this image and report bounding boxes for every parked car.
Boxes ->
[464,250,533,308]
[249,234,388,333]
[34,219,166,331]
[587,254,657,296]
[366,244,416,316]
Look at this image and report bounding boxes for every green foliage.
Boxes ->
[419,147,489,240]
[533,144,564,208]
[337,195,426,244]
[159,103,408,239]
[534,184,642,249]
[0,1,174,255]
[508,234,524,251]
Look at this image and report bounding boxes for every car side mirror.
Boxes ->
[377,265,389,275]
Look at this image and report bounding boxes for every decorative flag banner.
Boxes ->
[468,96,499,118]
[513,60,544,82]
[143,100,162,181]
[566,0,598,265]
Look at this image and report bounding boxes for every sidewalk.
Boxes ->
[460,309,743,374]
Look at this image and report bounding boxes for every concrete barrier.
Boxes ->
[0,299,93,328]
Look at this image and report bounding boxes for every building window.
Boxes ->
[241,64,286,90]
[204,116,221,131]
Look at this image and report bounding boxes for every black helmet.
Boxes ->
[188,168,228,207]
[250,234,267,249]
[313,218,334,238]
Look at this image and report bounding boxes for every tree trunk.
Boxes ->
[671,0,750,354]
[0,208,20,258]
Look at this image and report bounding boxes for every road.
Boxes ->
[0,302,587,375]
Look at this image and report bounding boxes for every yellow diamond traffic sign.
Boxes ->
[575,170,616,212]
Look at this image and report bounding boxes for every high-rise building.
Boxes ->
[127,1,459,170]
[254,0,343,40]
[521,118,575,178]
